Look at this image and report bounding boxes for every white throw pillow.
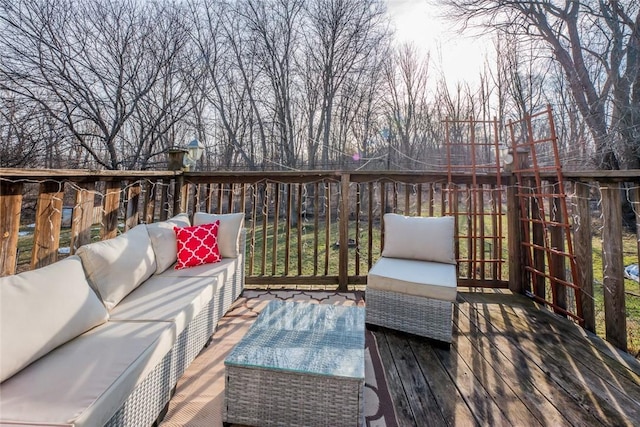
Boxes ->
[381,213,456,264]
[146,213,191,274]
[193,212,244,258]
[77,224,157,310]
[0,255,109,382]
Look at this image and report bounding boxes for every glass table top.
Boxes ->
[225,300,365,379]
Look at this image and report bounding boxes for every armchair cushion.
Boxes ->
[367,257,457,302]
[381,214,456,264]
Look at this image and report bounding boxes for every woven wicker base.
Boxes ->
[106,298,216,427]
[365,288,453,343]
[106,231,247,426]
[225,366,363,426]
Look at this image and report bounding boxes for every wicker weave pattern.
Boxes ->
[105,348,173,427]
[213,230,246,324]
[106,303,212,427]
[106,230,247,426]
[365,288,453,343]
[170,298,217,385]
[225,301,364,426]
[226,366,363,426]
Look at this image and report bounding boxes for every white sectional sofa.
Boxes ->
[0,212,246,426]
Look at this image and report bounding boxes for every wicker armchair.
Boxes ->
[366,214,458,344]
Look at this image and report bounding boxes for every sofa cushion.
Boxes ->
[0,255,109,383]
[161,257,237,279]
[367,257,457,302]
[159,256,243,326]
[146,213,191,274]
[0,320,174,426]
[110,275,219,336]
[77,224,157,310]
[193,212,244,258]
[381,214,456,264]
[174,221,221,269]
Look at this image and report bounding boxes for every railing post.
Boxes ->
[70,182,96,254]
[101,181,121,240]
[160,181,170,221]
[339,173,350,291]
[574,181,595,332]
[532,189,546,299]
[143,180,156,224]
[31,181,64,269]
[506,179,522,293]
[506,149,529,294]
[600,183,627,351]
[167,149,187,215]
[125,182,141,231]
[173,177,188,215]
[549,182,567,315]
[0,181,23,276]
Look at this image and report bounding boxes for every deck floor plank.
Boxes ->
[459,292,640,426]
[407,339,479,426]
[429,339,512,427]
[383,332,448,425]
[514,301,640,387]
[454,293,604,427]
[374,331,421,426]
[451,307,550,426]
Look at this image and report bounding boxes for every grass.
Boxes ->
[247,220,382,277]
[591,232,640,356]
[14,216,640,357]
[15,224,121,271]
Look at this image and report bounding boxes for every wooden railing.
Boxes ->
[1,168,640,353]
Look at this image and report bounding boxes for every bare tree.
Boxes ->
[233,0,304,169]
[443,0,640,169]
[0,98,59,167]
[383,43,433,169]
[0,0,193,170]
[302,0,390,168]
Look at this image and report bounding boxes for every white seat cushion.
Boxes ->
[381,214,456,264]
[0,255,109,383]
[77,224,157,310]
[159,257,237,281]
[193,212,244,258]
[146,213,191,274]
[0,321,175,427]
[109,275,219,336]
[367,257,457,302]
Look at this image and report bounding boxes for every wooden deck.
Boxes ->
[378,289,640,426]
[161,289,640,426]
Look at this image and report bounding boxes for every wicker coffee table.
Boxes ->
[224,300,365,426]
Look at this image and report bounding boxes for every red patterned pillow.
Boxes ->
[174,221,221,269]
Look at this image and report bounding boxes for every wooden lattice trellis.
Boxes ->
[506,105,583,325]
[443,107,583,326]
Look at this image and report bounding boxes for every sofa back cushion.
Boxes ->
[381,213,456,264]
[193,212,244,258]
[146,213,191,274]
[0,255,109,382]
[77,224,156,310]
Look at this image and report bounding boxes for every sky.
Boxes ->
[385,0,493,87]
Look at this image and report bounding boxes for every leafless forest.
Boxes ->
[0,0,638,171]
